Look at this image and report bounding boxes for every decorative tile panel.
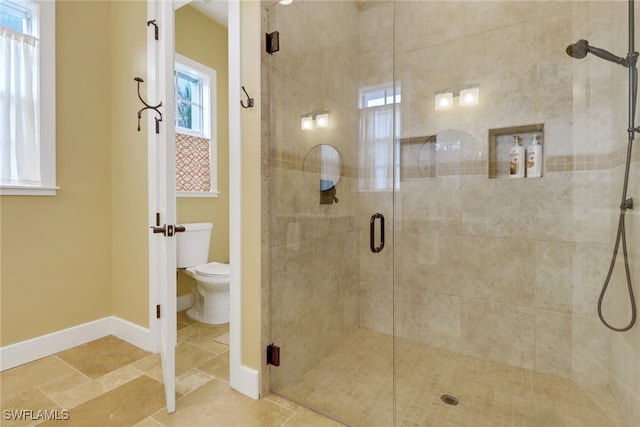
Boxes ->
[176,133,211,192]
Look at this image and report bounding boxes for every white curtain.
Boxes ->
[0,26,40,185]
[358,105,398,191]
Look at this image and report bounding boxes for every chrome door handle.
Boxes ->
[370,213,385,253]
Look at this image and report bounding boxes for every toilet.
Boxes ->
[176,222,230,324]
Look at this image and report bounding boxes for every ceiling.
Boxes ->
[176,0,228,27]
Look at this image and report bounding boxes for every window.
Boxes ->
[360,84,401,109]
[174,54,217,197]
[0,0,56,196]
[358,83,400,191]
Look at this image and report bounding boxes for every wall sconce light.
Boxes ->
[434,87,480,110]
[435,92,453,111]
[301,115,314,131]
[316,112,329,128]
[300,111,330,130]
[459,87,479,107]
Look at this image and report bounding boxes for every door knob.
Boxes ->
[151,225,166,236]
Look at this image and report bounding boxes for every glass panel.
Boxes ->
[176,101,192,130]
[393,0,634,425]
[266,1,638,426]
[265,0,395,425]
[176,72,197,102]
[0,0,29,34]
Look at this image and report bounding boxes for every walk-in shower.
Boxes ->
[566,0,638,332]
[264,1,640,426]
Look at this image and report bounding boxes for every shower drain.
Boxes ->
[440,394,460,406]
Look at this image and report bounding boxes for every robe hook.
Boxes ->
[134,77,163,134]
[241,86,254,108]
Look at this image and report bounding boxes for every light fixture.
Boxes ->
[301,115,314,131]
[300,111,330,130]
[315,112,329,128]
[435,92,453,111]
[434,87,480,110]
[459,87,479,107]
[278,0,293,4]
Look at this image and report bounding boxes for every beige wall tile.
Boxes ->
[462,299,535,369]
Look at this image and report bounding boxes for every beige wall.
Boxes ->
[2,0,158,342]
[175,6,230,297]
[109,0,149,327]
[1,0,114,345]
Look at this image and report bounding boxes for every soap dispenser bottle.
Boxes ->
[526,134,543,178]
[509,135,525,178]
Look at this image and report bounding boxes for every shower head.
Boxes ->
[566,39,629,67]
[566,39,588,59]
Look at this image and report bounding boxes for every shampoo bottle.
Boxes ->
[509,135,525,178]
[526,135,543,178]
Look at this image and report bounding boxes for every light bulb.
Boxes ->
[459,88,479,107]
[316,113,329,128]
[301,116,313,130]
[435,92,453,111]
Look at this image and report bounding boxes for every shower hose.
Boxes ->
[598,64,638,332]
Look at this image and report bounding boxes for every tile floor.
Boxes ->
[0,312,344,427]
[275,329,629,427]
[1,318,630,427]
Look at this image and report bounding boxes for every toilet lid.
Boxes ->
[195,262,230,277]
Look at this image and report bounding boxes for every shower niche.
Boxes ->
[400,135,436,180]
[488,124,544,179]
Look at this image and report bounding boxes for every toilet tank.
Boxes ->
[176,222,212,268]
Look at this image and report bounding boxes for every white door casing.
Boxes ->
[147,0,177,414]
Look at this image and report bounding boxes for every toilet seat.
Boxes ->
[195,262,230,277]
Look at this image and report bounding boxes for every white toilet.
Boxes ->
[176,222,230,325]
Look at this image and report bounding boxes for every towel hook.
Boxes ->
[240,86,254,108]
[134,77,163,134]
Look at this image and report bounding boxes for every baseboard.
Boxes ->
[1,316,153,371]
[111,316,155,352]
[230,362,260,399]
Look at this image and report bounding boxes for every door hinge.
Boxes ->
[147,19,158,40]
[156,304,161,319]
[266,31,279,54]
[267,343,280,367]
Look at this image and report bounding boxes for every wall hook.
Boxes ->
[147,19,158,40]
[134,77,163,134]
[240,86,254,108]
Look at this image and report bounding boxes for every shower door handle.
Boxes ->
[370,213,385,253]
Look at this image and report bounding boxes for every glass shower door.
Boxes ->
[265,0,396,425]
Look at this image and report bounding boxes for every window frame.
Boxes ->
[0,0,56,196]
[174,53,218,198]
